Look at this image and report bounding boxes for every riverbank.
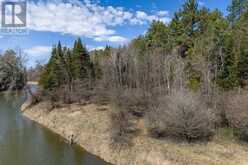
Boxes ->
[21,101,248,165]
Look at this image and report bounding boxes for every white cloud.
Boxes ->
[157,10,169,16]
[136,11,147,19]
[89,46,105,51]
[24,46,52,67]
[130,10,171,25]
[95,46,105,50]
[27,0,171,43]
[94,35,128,43]
[24,46,51,56]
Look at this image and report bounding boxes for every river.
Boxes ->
[0,91,109,165]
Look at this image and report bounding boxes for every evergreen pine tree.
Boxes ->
[171,0,201,57]
[39,46,59,90]
[228,0,248,24]
[146,21,171,51]
[72,38,91,80]
[235,12,248,86]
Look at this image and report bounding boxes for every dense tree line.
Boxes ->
[39,38,94,103]
[132,0,248,91]
[39,0,248,143]
[0,49,26,91]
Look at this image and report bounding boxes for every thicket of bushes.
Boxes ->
[37,0,248,144]
[110,110,136,148]
[145,91,216,142]
[224,92,248,141]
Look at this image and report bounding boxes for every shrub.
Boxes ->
[225,91,248,141]
[235,124,248,142]
[145,90,216,142]
[110,110,136,148]
[90,86,110,105]
[111,88,150,117]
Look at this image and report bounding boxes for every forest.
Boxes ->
[23,0,248,144]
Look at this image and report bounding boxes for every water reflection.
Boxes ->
[0,91,108,165]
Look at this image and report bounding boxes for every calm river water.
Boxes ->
[0,92,109,165]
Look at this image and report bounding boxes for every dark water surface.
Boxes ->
[0,92,108,165]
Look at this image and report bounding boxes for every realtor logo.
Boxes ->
[2,1,26,27]
[0,1,28,35]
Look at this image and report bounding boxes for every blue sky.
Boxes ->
[0,0,231,67]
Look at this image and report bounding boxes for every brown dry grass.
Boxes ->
[23,102,248,165]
